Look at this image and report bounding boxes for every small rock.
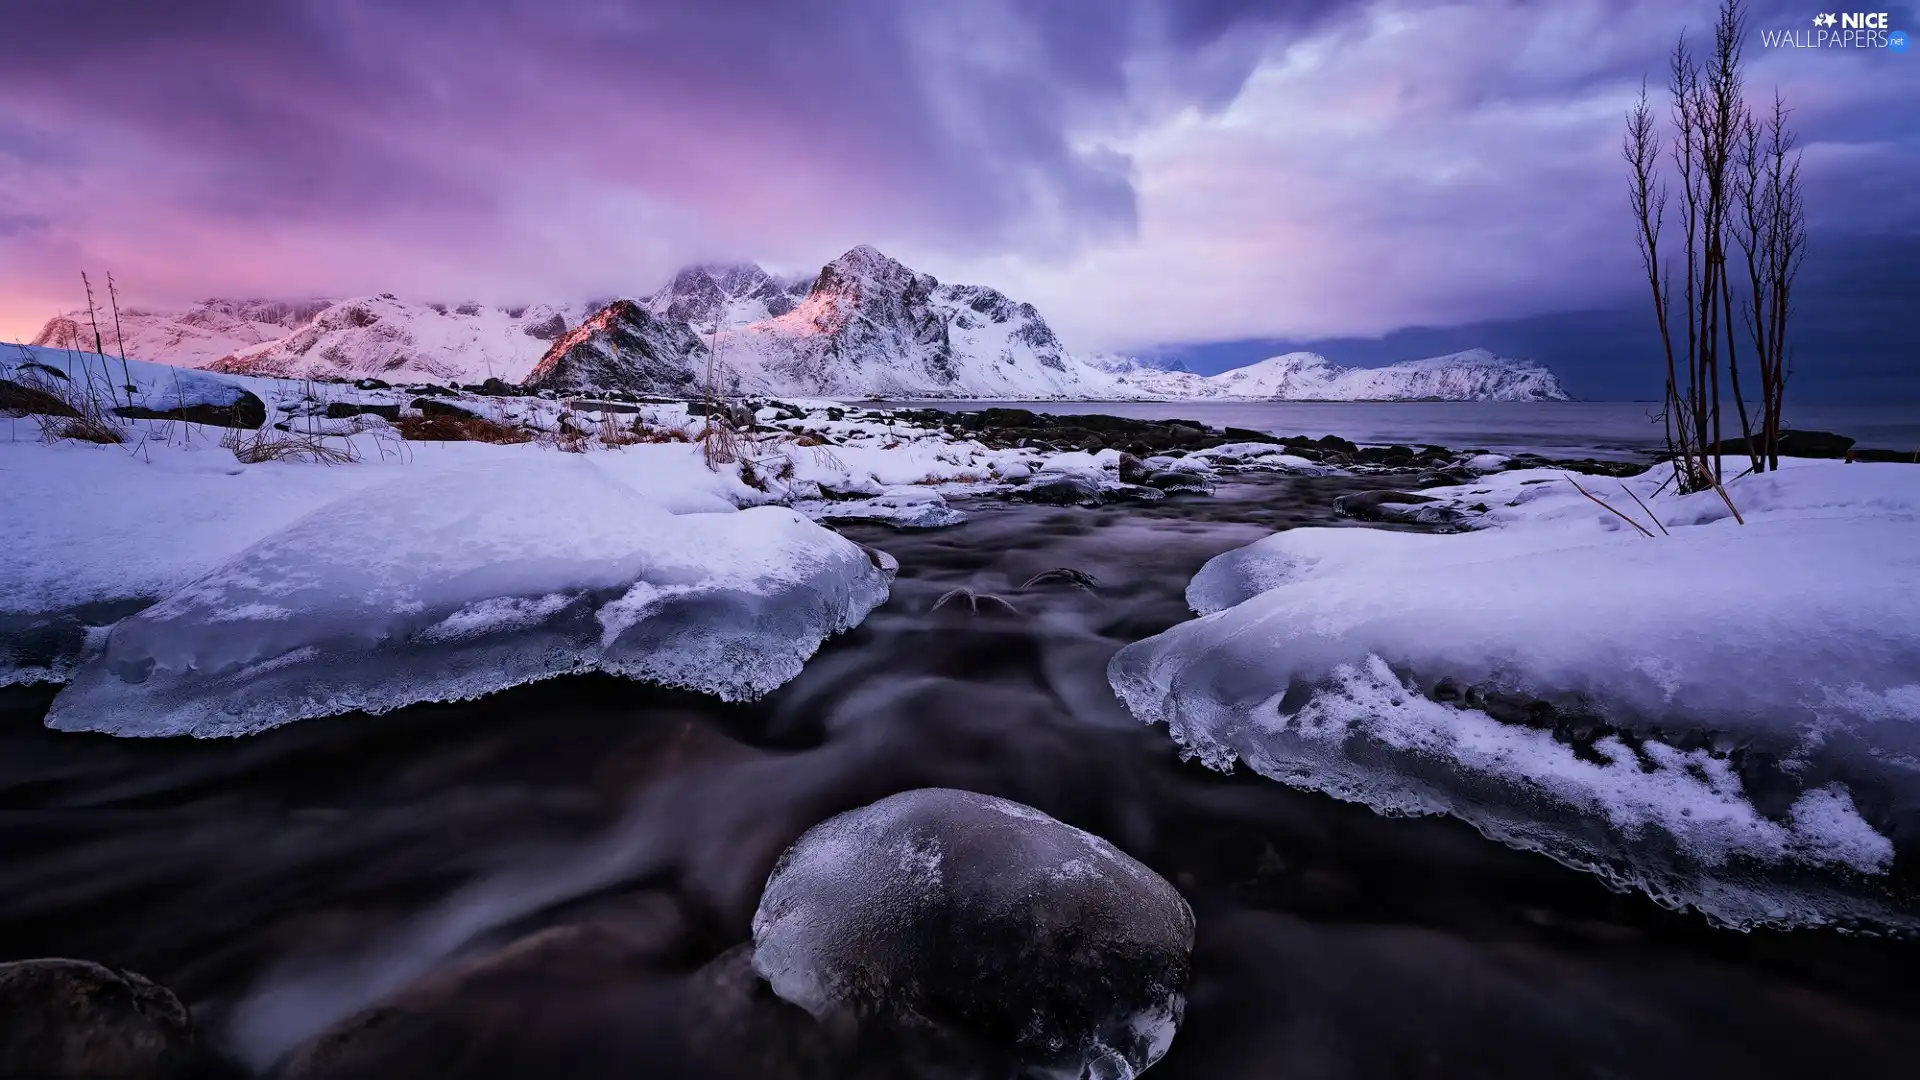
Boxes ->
[1145,469,1214,494]
[1019,568,1102,592]
[0,959,197,1079]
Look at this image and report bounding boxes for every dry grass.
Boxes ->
[5,354,128,445]
[535,428,590,454]
[699,417,745,468]
[223,425,360,465]
[43,414,127,445]
[395,412,534,444]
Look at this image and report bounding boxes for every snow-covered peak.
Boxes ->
[32,299,332,369]
[802,242,936,317]
[1083,353,1193,376]
[1207,352,1343,395]
[1108,348,1570,402]
[206,295,592,384]
[524,299,707,397]
[645,262,802,334]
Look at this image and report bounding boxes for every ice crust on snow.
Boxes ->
[43,455,891,737]
[1118,460,1920,930]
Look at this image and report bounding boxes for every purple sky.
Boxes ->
[2,0,1915,354]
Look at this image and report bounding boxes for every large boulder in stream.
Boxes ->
[751,788,1194,1079]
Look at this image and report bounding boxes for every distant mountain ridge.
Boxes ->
[24,248,1570,402]
[1109,348,1568,402]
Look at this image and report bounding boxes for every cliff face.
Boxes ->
[523,300,708,397]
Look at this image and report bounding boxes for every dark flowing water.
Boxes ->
[2,474,1918,1078]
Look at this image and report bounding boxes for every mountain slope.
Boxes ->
[16,252,1570,402]
[716,245,1123,399]
[206,296,587,383]
[645,264,811,334]
[32,299,330,369]
[523,300,708,396]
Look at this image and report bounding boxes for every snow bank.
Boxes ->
[1116,460,1920,930]
[4,408,890,731]
[41,453,889,736]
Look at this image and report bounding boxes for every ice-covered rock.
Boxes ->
[1116,460,1920,931]
[812,487,966,529]
[1332,489,1469,529]
[45,454,893,737]
[751,789,1194,1079]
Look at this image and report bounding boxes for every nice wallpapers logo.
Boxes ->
[1760,11,1910,49]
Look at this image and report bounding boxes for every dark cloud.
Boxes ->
[0,0,1346,242]
[0,0,1912,394]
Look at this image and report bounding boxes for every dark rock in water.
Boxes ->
[1019,568,1102,592]
[679,943,890,1080]
[0,958,197,1079]
[1116,453,1152,485]
[1853,447,1920,464]
[1415,466,1477,488]
[1332,489,1467,528]
[1709,429,1855,460]
[113,389,267,430]
[353,378,390,390]
[277,896,689,1079]
[1145,469,1215,494]
[1505,454,1650,478]
[1111,484,1168,504]
[1221,427,1284,445]
[751,789,1194,1080]
[930,588,1020,618]
[1021,472,1106,507]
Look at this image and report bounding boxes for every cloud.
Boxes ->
[0,0,1348,336]
[942,0,1920,351]
[1,0,1913,353]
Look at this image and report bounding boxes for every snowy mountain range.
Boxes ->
[1105,349,1569,402]
[25,247,1569,402]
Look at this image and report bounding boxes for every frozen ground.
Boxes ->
[3,345,1360,733]
[1114,458,1920,930]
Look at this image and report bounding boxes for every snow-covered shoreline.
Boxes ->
[1112,457,1920,932]
[5,344,1423,729]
